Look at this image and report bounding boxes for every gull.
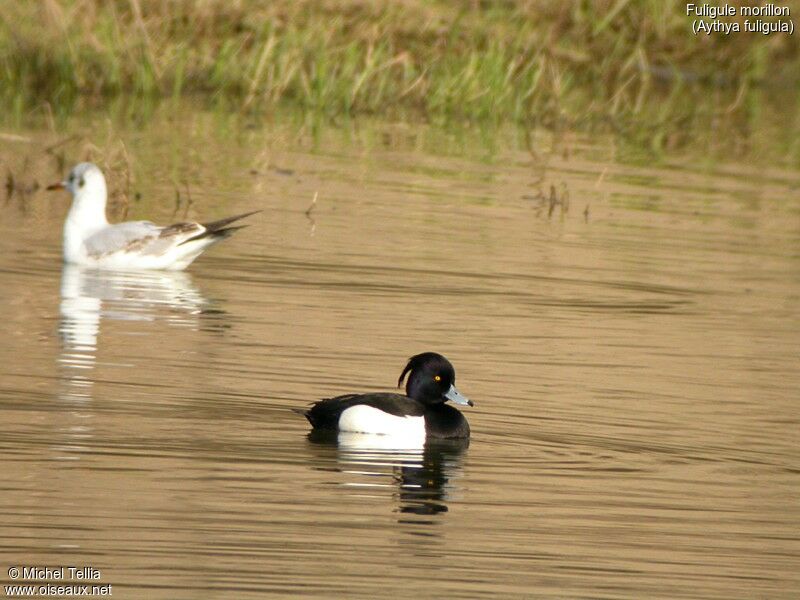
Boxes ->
[47,162,258,270]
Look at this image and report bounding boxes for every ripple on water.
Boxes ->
[0,119,798,598]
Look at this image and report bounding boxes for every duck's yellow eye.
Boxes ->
[434,375,441,382]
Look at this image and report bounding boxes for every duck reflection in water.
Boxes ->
[308,430,468,518]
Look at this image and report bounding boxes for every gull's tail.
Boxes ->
[179,210,261,245]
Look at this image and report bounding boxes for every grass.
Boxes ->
[1,0,798,135]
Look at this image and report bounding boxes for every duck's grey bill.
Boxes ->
[445,384,473,407]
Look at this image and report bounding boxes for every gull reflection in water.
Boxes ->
[56,265,217,458]
[59,264,212,395]
[309,430,468,519]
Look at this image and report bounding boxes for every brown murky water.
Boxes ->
[1,107,799,599]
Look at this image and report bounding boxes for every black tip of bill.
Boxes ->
[445,384,474,407]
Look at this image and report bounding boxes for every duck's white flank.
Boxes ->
[337,431,426,452]
[338,405,426,438]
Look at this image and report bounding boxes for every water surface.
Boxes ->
[1,108,798,599]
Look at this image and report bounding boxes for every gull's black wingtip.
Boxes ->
[201,210,262,233]
[179,211,261,245]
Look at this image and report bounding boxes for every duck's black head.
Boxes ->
[397,352,473,407]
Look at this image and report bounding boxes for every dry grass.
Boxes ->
[1,0,797,132]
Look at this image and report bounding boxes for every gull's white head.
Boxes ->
[52,162,107,200]
[48,162,109,223]
[48,163,110,261]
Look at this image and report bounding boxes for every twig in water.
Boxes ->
[547,184,558,218]
[305,191,318,217]
[172,187,181,217]
[109,188,130,221]
[54,151,66,173]
[42,102,56,134]
[44,134,78,154]
[305,191,318,236]
[560,182,570,213]
[183,182,193,219]
[5,172,14,203]
[594,166,608,189]
[540,182,570,219]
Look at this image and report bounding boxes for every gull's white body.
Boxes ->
[55,162,254,271]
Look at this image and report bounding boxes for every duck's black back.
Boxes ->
[303,393,425,430]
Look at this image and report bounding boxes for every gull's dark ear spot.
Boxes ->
[78,177,85,188]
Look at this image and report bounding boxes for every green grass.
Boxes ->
[1,0,798,132]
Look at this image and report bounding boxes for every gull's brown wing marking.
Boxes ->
[82,212,258,259]
[118,235,156,255]
[159,222,203,239]
[85,221,202,258]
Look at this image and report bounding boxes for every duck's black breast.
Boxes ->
[423,404,471,439]
[303,393,424,430]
